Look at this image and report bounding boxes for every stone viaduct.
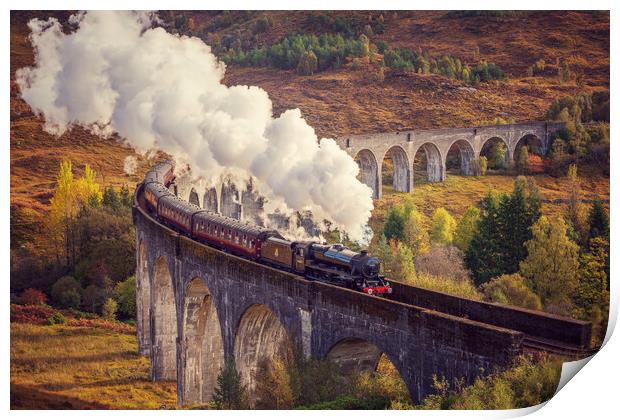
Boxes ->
[335,121,565,199]
[133,173,590,408]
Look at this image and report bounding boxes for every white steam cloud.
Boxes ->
[123,155,138,176]
[16,11,374,242]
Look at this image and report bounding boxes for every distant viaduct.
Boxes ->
[335,121,566,199]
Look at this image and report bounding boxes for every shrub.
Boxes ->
[421,355,561,409]
[114,276,136,319]
[51,276,82,309]
[19,288,47,306]
[415,245,470,282]
[376,66,385,83]
[102,298,118,320]
[481,273,542,310]
[296,395,389,410]
[48,312,66,325]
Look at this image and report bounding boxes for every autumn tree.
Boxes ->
[515,145,529,175]
[565,164,588,245]
[102,297,118,320]
[488,141,507,169]
[429,207,456,245]
[297,50,318,75]
[402,207,429,256]
[48,160,102,268]
[371,234,394,276]
[519,216,579,313]
[414,245,470,283]
[481,273,542,310]
[389,241,416,283]
[453,206,480,252]
[573,236,610,344]
[254,357,294,409]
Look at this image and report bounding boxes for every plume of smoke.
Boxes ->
[16,11,374,242]
[123,155,138,176]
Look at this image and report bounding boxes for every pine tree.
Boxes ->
[453,206,480,252]
[429,207,456,245]
[465,193,504,286]
[213,359,246,409]
[497,177,541,274]
[588,200,609,241]
[519,216,579,312]
[103,186,121,211]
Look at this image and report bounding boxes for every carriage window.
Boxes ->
[297,248,304,256]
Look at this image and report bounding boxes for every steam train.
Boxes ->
[141,161,392,296]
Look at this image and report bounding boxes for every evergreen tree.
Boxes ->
[103,186,121,211]
[429,207,456,245]
[381,197,415,242]
[465,193,504,286]
[453,206,480,252]
[497,177,541,274]
[213,358,246,409]
[588,200,609,240]
[119,184,132,207]
[519,216,579,312]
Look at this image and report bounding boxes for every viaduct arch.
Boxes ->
[339,121,565,199]
[134,149,589,408]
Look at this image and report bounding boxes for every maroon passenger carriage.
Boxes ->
[141,160,392,296]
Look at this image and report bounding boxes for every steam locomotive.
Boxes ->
[141,161,392,296]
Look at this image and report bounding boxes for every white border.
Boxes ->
[3,2,617,419]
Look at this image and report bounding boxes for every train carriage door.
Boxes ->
[294,245,305,273]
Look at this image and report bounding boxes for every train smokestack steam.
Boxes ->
[16,11,374,242]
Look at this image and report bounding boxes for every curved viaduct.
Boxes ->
[133,166,591,408]
[337,121,565,199]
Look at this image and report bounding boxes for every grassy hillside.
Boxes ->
[11,322,177,409]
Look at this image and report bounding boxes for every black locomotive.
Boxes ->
[141,161,392,296]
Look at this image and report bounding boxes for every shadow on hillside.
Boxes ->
[10,383,110,409]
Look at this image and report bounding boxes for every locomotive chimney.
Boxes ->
[360,250,368,255]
